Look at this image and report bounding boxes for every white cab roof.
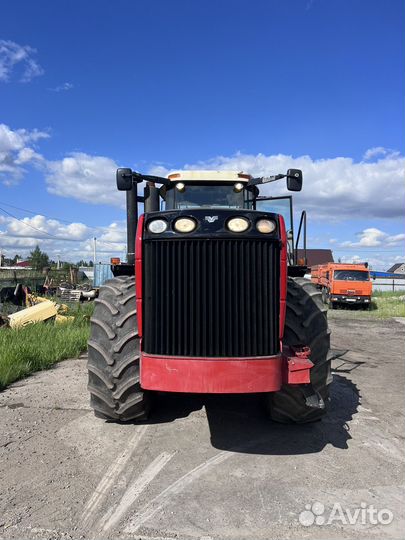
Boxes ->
[167,170,252,182]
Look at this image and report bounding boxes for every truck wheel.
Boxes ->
[87,276,150,421]
[267,277,331,423]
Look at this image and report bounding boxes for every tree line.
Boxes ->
[0,245,94,271]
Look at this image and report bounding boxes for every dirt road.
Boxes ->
[0,318,404,539]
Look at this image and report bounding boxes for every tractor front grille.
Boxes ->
[143,238,280,357]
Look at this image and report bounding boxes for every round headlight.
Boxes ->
[256,219,276,234]
[174,217,197,233]
[233,182,244,192]
[148,219,168,234]
[227,217,249,233]
[176,182,185,192]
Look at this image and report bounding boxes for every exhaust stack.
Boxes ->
[126,186,138,266]
[116,168,167,267]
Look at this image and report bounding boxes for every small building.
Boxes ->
[387,263,405,275]
[15,261,32,268]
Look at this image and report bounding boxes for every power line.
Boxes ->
[0,199,129,234]
[0,202,126,248]
[0,200,73,224]
[0,206,125,248]
[0,206,83,242]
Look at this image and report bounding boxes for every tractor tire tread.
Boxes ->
[268,277,331,424]
[87,275,149,422]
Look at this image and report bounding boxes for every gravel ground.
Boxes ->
[0,318,404,540]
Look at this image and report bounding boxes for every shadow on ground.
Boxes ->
[148,372,360,456]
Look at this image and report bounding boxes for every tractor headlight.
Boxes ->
[174,217,197,233]
[256,219,276,234]
[148,219,168,234]
[176,182,186,192]
[227,217,249,233]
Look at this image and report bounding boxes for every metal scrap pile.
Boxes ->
[6,299,74,328]
[0,285,75,328]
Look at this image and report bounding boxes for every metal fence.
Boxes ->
[371,277,405,292]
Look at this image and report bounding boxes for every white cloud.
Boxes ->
[362,146,399,161]
[4,214,89,241]
[0,40,43,82]
[2,128,404,220]
[0,123,49,185]
[49,82,74,92]
[0,213,125,262]
[159,150,405,220]
[45,153,122,207]
[45,149,405,219]
[341,228,405,248]
[79,221,126,256]
[386,233,405,244]
[337,252,404,272]
[96,221,126,243]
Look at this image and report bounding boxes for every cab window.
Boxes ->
[333,270,369,281]
[164,183,254,210]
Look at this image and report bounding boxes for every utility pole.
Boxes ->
[93,237,97,266]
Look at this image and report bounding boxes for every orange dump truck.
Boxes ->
[311,263,372,308]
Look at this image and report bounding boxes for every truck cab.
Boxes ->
[312,262,372,308]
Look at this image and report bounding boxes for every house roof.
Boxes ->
[297,249,334,268]
[387,263,404,273]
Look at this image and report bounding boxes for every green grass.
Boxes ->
[328,290,405,319]
[371,289,405,298]
[0,302,93,390]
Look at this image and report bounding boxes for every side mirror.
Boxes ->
[286,169,303,192]
[116,168,133,191]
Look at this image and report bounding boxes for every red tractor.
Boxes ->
[87,169,331,423]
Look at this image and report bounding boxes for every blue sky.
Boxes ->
[0,0,404,269]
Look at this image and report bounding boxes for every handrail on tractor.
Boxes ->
[294,210,307,266]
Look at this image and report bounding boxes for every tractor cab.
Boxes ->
[162,171,255,210]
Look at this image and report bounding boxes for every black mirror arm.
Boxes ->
[132,171,170,186]
[248,174,285,186]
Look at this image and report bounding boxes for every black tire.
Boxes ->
[87,275,150,421]
[267,277,332,423]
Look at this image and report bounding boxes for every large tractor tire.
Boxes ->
[87,275,150,421]
[268,277,332,423]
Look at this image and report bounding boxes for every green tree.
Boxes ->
[28,245,50,271]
